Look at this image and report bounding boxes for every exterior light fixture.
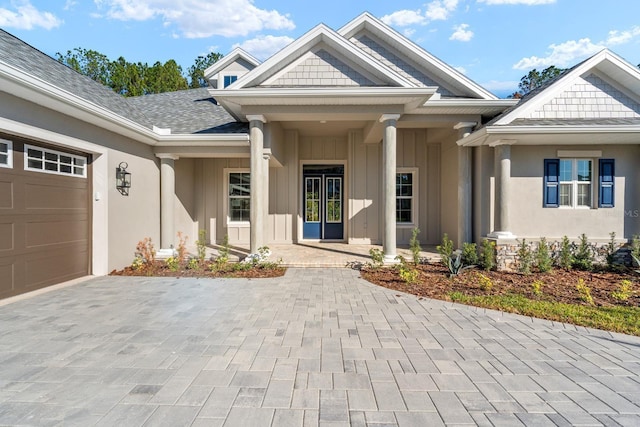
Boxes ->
[116,162,131,196]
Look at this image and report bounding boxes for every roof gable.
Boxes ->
[494,49,640,125]
[227,23,415,90]
[339,13,497,100]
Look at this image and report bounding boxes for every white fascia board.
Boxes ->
[229,23,414,90]
[203,48,261,80]
[487,124,640,135]
[154,134,249,146]
[213,86,436,99]
[0,62,158,145]
[338,13,498,100]
[416,98,518,114]
[493,49,640,126]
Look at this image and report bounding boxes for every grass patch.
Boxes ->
[449,292,640,336]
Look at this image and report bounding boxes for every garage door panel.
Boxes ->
[0,223,13,251]
[24,244,88,290]
[0,136,91,299]
[25,182,87,210]
[26,218,88,248]
[0,180,13,209]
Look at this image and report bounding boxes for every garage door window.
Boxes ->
[24,144,87,178]
[0,139,11,168]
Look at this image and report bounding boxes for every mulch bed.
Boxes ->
[361,262,640,308]
[110,261,286,279]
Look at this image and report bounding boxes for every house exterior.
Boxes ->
[1,12,639,298]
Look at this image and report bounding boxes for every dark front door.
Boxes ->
[303,165,344,240]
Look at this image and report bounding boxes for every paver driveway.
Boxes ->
[0,268,639,426]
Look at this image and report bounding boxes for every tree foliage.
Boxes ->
[510,65,565,99]
[188,52,224,88]
[56,48,223,96]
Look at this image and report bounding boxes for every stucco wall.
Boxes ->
[506,145,640,240]
[437,130,460,245]
[0,92,160,273]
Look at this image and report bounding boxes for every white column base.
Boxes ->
[156,248,177,259]
[383,254,400,264]
[487,231,517,240]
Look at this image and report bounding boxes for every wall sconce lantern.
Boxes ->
[116,162,131,196]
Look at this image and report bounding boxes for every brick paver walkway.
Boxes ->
[0,268,639,426]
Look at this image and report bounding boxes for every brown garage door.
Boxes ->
[0,136,91,299]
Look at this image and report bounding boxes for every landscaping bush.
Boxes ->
[461,242,478,266]
[409,227,422,265]
[479,239,496,271]
[436,234,454,269]
[516,239,534,275]
[557,236,573,270]
[535,238,553,273]
[573,234,594,271]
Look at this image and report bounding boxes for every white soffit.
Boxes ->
[338,12,498,100]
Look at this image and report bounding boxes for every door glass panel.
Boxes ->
[326,177,341,223]
[305,177,320,222]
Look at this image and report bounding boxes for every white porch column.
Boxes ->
[489,142,516,239]
[157,154,179,249]
[380,114,401,263]
[454,122,476,247]
[248,115,267,253]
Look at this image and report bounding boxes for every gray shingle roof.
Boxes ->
[0,29,152,129]
[128,88,247,134]
[0,29,246,136]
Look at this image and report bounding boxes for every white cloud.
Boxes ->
[454,65,467,74]
[403,28,416,38]
[480,79,520,91]
[93,0,295,38]
[233,35,294,61]
[606,26,640,45]
[0,0,62,30]
[64,0,78,10]
[381,9,426,27]
[425,0,459,21]
[513,24,640,70]
[449,23,473,41]
[478,0,555,4]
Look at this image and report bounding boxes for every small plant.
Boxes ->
[445,250,474,277]
[461,242,478,266]
[631,235,640,267]
[476,272,493,292]
[216,234,230,266]
[531,280,544,297]
[396,256,419,284]
[231,262,252,272]
[196,230,207,263]
[131,256,144,270]
[409,227,422,265]
[573,234,593,271]
[135,237,156,263]
[187,258,200,270]
[557,236,573,270]
[437,234,455,269]
[369,248,384,269]
[516,239,534,275]
[244,246,273,267]
[479,239,496,271]
[166,256,180,272]
[535,238,553,273]
[176,232,188,264]
[576,278,594,305]
[611,280,633,302]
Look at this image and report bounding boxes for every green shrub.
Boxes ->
[476,272,493,292]
[196,230,207,263]
[604,232,619,270]
[611,280,633,302]
[516,239,534,275]
[479,239,496,271]
[231,262,252,272]
[131,256,144,270]
[535,238,553,273]
[576,278,594,305]
[409,227,422,265]
[557,236,573,270]
[531,280,544,297]
[187,258,200,270]
[396,256,419,284]
[369,248,384,268]
[217,234,230,265]
[166,256,179,272]
[461,242,478,266]
[631,235,640,266]
[436,234,455,269]
[573,234,593,271]
[444,250,474,277]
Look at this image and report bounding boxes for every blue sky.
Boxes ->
[1,0,639,97]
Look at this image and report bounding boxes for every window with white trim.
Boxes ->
[228,171,250,223]
[396,169,417,225]
[0,139,12,168]
[559,159,592,208]
[24,144,87,178]
[223,75,238,88]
